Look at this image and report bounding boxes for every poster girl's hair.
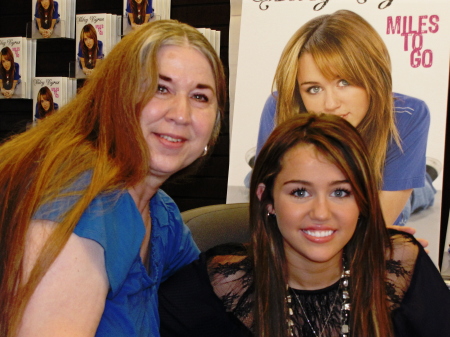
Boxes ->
[273,9,399,185]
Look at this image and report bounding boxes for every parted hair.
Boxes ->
[250,113,393,337]
[37,0,55,29]
[273,9,399,186]
[0,19,226,337]
[0,47,16,86]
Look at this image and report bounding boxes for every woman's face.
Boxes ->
[83,33,95,50]
[261,144,359,269]
[139,44,218,179]
[40,97,51,111]
[41,0,50,10]
[1,56,11,71]
[297,53,369,128]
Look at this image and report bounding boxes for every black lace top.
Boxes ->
[159,231,450,337]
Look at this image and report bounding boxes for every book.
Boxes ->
[75,13,119,78]
[32,76,77,122]
[0,37,34,99]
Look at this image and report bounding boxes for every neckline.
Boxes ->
[290,278,340,295]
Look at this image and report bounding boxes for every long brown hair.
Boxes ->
[273,10,399,186]
[80,24,99,69]
[36,86,56,119]
[0,20,226,337]
[0,47,16,88]
[250,113,393,337]
[37,0,55,29]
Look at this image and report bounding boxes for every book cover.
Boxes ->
[32,77,66,121]
[31,0,66,39]
[75,14,111,78]
[0,37,27,99]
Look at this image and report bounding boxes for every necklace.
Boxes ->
[286,258,351,337]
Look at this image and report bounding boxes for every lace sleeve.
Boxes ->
[386,230,419,309]
[206,244,255,330]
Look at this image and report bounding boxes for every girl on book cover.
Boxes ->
[34,0,60,38]
[0,47,21,99]
[35,86,59,120]
[126,0,153,29]
[77,24,104,76]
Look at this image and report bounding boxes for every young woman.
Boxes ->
[159,114,450,337]
[35,86,59,120]
[0,19,226,337]
[256,10,434,227]
[127,0,153,30]
[77,24,104,76]
[34,0,60,38]
[0,47,21,99]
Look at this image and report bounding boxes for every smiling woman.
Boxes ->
[0,20,226,337]
[159,113,450,337]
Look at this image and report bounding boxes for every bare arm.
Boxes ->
[18,220,109,337]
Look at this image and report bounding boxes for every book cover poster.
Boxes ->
[0,37,26,99]
[227,0,450,265]
[31,0,66,39]
[32,77,65,122]
[75,14,111,78]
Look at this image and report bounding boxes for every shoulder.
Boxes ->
[385,229,420,308]
[151,189,184,228]
[206,243,252,305]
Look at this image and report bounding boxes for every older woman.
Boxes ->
[0,20,226,337]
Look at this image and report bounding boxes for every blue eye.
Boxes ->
[291,188,310,198]
[307,86,321,94]
[331,188,351,198]
[338,79,350,87]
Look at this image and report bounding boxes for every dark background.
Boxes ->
[1,0,449,263]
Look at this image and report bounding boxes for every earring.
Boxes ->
[201,145,208,157]
[267,212,276,218]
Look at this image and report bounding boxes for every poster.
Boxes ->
[227,0,450,266]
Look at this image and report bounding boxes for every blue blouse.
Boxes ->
[34,182,200,336]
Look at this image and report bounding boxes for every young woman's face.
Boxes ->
[83,34,95,49]
[263,144,359,268]
[297,53,370,128]
[139,45,218,180]
[40,97,51,111]
[1,56,11,71]
[41,0,50,10]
